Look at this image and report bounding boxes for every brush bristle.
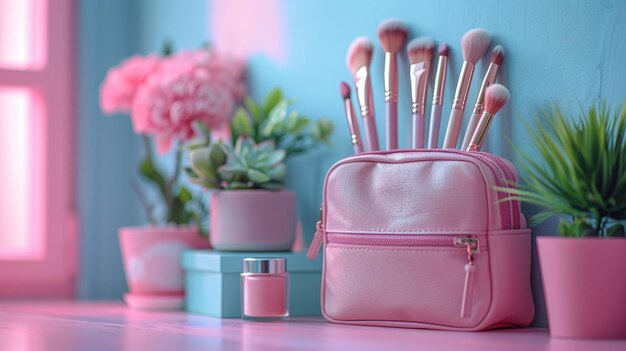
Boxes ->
[461,28,492,63]
[491,45,505,65]
[340,81,351,99]
[484,84,510,115]
[377,20,408,53]
[407,37,435,64]
[346,37,373,73]
[438,43,449,56]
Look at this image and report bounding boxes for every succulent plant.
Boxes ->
[188,137,287,190]
[230,88,334,157]
[187,88,333,192]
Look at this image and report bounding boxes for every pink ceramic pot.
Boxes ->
[537,237,626,339]
[119,226,208,297]
[210,190,296,251]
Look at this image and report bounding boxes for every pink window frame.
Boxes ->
[0,0,77,297]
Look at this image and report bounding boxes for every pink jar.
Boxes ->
[241,258,289,320]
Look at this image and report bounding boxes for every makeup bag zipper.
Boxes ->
[326,233,482,318]
[308,150,519,261]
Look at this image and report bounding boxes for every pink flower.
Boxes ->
[100,55,161,114]
[131,51,246,153]
[161,50,247,100]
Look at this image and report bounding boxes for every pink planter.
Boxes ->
[119,226,208,309]
[210,190,296,251]
[537,237,626,339]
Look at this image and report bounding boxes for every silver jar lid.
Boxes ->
[242,258,286,274]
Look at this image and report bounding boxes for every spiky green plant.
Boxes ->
[500,103,626,237]
[188,138,287,190]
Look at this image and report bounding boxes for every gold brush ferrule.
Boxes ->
[383,52,398,103]
[452,61,476,111]
[432,55,448,105]
[355,66,370,117]
[468,111,495,151]
[472,63,500,115]
[410,63,427,114]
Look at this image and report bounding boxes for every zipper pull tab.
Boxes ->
[455,237,479,318]
[461,259,477,318]
[307,221,324,260]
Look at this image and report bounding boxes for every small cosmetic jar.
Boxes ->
[241,258,289,320]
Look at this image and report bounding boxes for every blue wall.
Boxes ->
[79,0,626,326]
[77,0,209,299]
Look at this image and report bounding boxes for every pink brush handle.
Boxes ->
[386,101,398,150]
[353,141,363,154]
[428,104,442,148]
[461,111,482,150]
[363,114,380,151]
[443,108,464,149]
[412,113,426,149]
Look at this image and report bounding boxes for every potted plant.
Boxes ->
[187,89,333,251]
[100,43,247,308]
[501,103,626,339]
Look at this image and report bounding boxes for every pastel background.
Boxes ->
[78,0,626,328]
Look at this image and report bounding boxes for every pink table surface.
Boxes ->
[0,301,624,351]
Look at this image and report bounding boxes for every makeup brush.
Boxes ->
[377,20,408,150]
[442,29,491,149]
[347,37,379,151]
[466,84,509,152]
[340,81,364,154]
[461,45,505,150]
[407,37,435,149]
[428,43,449,148]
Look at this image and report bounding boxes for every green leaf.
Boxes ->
[218,164,246,181]
[262,100,289,137]
[231,107,254,138]
[247,169,271,183]
[189,148,217,180]
[312,119,334,143]
[257,150,286,168]
[139,157,166,191]
[289,116,309,134]
[606,223,625,237]
[209,142,227,167]
[245,97,261,121]
[263,88,283,116]
[177,186,193,203]
[264,163,287,178]
[194,121,212,144]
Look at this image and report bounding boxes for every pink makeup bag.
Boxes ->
[307,149,534,330]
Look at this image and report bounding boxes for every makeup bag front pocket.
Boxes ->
[322,233,491,329]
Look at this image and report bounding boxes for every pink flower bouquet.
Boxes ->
[100,45,246,226]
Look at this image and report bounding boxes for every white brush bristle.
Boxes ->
[377,20,408,53]
[461,28,491,63]
[346,37,373,74]
[407,37,435,64]
[484,84,510,115]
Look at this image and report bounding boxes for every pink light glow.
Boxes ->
[0,88,44,259]
[0,0,47,70]
[209,0,288,64]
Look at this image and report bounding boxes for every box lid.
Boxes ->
[181,250,322,273]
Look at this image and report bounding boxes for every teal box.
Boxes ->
[182,250,322,318]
